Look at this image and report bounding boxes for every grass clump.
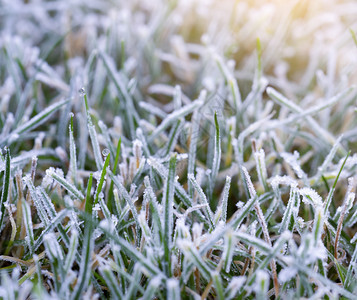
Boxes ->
[1,0,357,299]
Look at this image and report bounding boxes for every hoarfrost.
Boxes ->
[269,175,298,189]
[236,201,244,209]
[299,187,323,207]
[279,267,298,283]
[241,166,256,198]
[281,151,305,179]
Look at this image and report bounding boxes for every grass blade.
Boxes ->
[209,112,221,198]
[94,153,110,205]
[0,147,11,231]
[2,99,70,146]
[72,174,95,300]
[163,154,177,276]
[46,168,84,201]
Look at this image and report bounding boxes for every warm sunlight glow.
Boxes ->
[171,0,357,84]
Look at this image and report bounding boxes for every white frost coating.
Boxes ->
[44,233,64,261]
[195,167,205,187]
[241,166,256,198]
[186,173,194,181]
[188,173,214,224]
[180,204,207,220]
[99,219,113,232]
[119,163,127,181]
[351,232,357,244]
[93,228,103,240]
[346,192,355,213]
[219,176,231,224]
[281,230,293,241]
[22,174,32,183]
[149,276,163,288]
[64,195,74,207]
[55,168,64,177]
[93,204,101,211]
[214,206,222,225]
[2,112,14,136]
[269,175,298,189]
[133,139,143,156]
[279,267,298,283]
[8,133,20,144]
[299,187,323,207]
[167,278,180,300]
[314,241,327,261]
[336,206,342,215]
[254,148,267,182]
[111,215,118,227]
[175,217,190,239]
[342,154,357,170]
[280,151,305,179]
[283,254,295,266]
[192,222,203,242]
[345,177,356,212]
[280,151,306,178]
[98,192,105,200]
[316,135,343,179]
[167,278,179,289]
[93,171,101,181]
[177,238,192,251]
[149,98,204,141]
[55,146,67,162]
[280,243,288,255]
[253,270,269,294]
[129,184,137,197]
[70,212,83,232]
[249,220,258,234]
[255,149,265,162]
[202,76,215,91]
[47,167,84,200]
[147,157,168,178]
[138,210,151,239]
[88,120,104,169]
[45,167,55,177]
[297,234,326,264]
[236,201,244,209]
[176,153,188,161]
[239,224,248,233]
[223,229,236,272]
[226,276,246,298]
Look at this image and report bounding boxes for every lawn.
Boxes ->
[0,0,357,299]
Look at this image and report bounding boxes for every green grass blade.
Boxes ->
[46,168,84,201]
[163,154,177,276]
[188,173,214,228]
[2,99,70,146]
[72,174,95,300]
[94,153,110,205]
[209,112,221,198]
[324,151,350,216]
[22,200,34,256]
[0,147,11,231]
